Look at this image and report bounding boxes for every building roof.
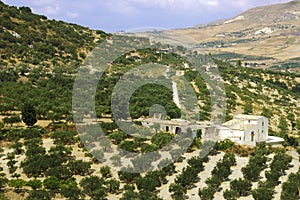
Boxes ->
[233,114,265,120]
[222,119,254,131]
[140,114,266,131]
[140,118,190,126]
[222,114,265,131]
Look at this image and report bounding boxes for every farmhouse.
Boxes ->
[140,116,209,135]
[140,114,284,146]
[213,114,269,146]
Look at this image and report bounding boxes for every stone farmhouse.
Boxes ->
[140,114,284,146]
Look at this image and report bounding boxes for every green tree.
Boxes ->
[295,119,300,130]
[281,172,300,200]
[230,178,252,197]
[109,131,127,144]
[242,164,261,182]
[9,179,27,192]
[50,130,77,145]
[205,176,221,191]
[68,160,91,176]
[118,170,140,183]
[223,189,238,200]
[26,179,42,190]
[105,179,120,193]
[278,117,288,135]
[110,154,121,166]
[265,170,280,186]
[151,132,174,148]
[243,103,253,114]
[141,144,159,153]
[261,107,272,118]
[135,175,160,192]
[223,153,236,167]
[60,180,82,200]
[169,183,186,199]
[11,142,23,155]
[80,176,106,200]
[216,139,234,151]
[100,166,111,178]
[118,140,137,152]
[0,174,8,191]
[43,176,60,191]
[21,103,37,127]
[198,186,215,200]
[159,159,176,175]
[252,186,274,200]
[3,114,21,127]
[26,190,51,200]
[46,166,72,180]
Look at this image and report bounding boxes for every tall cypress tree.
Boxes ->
[21,103,37,127]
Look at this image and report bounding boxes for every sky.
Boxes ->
[3,0,292,33]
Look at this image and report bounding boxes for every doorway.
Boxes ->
[175,127,181,134]
[251,131,255,142]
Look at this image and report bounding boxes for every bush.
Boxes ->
[26,179,42,190]
[9,179,27,192]
[80,176,106,199]
[230,178,252,197]
[50,130,77,145]
[223,189,238,200]
[198,186,215,200]
[252,186,274,200]
[43,176,60,191]
[100,166,111,178]
[26,190,51,200]
[68,160,91,176]
[216,139,234,151]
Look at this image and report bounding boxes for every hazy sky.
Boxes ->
[3,0,292,33]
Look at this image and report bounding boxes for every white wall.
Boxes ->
[244,117,268,142]
[219,128,244,141]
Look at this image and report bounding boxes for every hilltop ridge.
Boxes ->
[151,0,300,73]
[0,0,109,69]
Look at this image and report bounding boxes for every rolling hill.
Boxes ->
[140,0,300,73]
[0,0,109,70]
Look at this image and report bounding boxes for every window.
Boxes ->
[166,126,169,132]
[262,122,264,126]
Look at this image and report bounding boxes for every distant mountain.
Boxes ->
[239,0,300,24]
[153,0,300,73]
[0,1,109,69]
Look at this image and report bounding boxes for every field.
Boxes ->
[0,118,299,199]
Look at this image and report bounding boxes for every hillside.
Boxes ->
[0,0,109,69]
[0,1,109,122]
[141,0,300,73]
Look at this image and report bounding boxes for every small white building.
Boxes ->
[202,114,284,146]
[217,114,269,146]
[141,118,189,134]
[139,113,209,135]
